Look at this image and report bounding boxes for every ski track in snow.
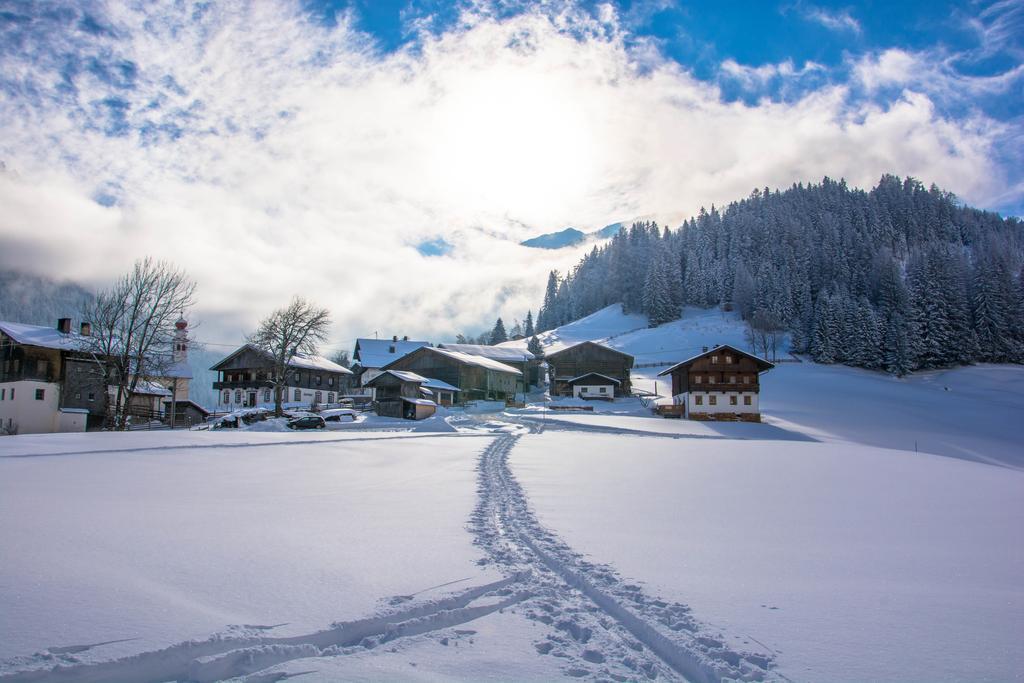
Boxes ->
[470,431,776,683]
[1,425,777,682]
[0,573,532,683]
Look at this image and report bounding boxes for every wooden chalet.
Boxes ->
[436,343,540,390]
[546,342,634,397]
[382,346,521,402]
[211,344,353,411]
[364,370,437,420]
[657,344,774,421]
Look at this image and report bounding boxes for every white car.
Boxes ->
[320,408,357,427]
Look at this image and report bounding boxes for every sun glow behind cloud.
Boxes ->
[0,1,1020,345]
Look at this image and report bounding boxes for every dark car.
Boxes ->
[286,415,326,430]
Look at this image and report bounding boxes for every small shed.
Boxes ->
[365,370,438,420]
[402,397,437,420]
[163,399,211,427]
[565,372,620,400]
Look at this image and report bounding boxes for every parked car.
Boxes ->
[286,415,326,430]
[321,408,357,428]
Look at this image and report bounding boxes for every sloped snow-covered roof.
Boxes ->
[287,354,352,374]
[401,397,436,406]
[657,344,774,376]
[566,372,621,384]
[437,343,534,362]
[353,338,430,369]
[425,347,522,375]
[365,369,427,386]
[132,380,173,397]
[422,377,460,392]
[210,344,351,374]
[0,320,89,351]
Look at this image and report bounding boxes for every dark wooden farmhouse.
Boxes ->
[364,370,438,420]
[437,343,540,390]
[657,344,773,421]
[211,344,353,411]
[546,342,634,397]
[382,346,521,402]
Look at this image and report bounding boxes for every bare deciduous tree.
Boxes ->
[249,297,331,417]
[80,258,196,430]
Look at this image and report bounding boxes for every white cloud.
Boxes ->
[801,6,862,34]
[0,2,1017,347]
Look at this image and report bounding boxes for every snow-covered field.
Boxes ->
[2,306,1023,682]
[513,433,1024,682]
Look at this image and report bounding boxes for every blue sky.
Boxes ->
[323,0,1024,127]
[0,0,1021,340]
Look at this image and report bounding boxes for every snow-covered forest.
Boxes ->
[537,175,1024,374]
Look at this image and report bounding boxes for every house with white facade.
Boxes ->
[0,318,106,434]
[657,344,774,421]
[211,344,353,412]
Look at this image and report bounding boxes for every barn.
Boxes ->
[545,342,634,398]
[382,346,521,402]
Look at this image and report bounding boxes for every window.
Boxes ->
[694,394,703,405]
[223,390,230,404]
[75,392,81,400]
[37,359,48,375]
[328,392,335,404]
[729,376,736,384]
[263,388,271,402]
[743,376,750,384]
[315,391,322,404]
[694,375,702,384]
[294,389,301,401]
[744,395,752,406]
[729,395,737,405]
[294,372,301,383]
[1,389,5,400]
[88,393,95,401]
[711,355,719,364]
[599,387,607,393]
[709,395,717,406]
[328,377,334,386]
[316,375,322,386]
[35,388,45,401]
[10,388,14,400]
[726,355,733,364]
[234,390,241,403]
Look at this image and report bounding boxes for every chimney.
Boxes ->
[57,318,71,334]
[80,322,91,337]
[702,346,708,353]
[389,345,396,354]
[392,335,398,342]
[403,335,409,341]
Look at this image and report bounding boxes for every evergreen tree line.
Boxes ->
[536,175,1024,375]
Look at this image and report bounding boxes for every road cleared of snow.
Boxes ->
[512,431,1024,682]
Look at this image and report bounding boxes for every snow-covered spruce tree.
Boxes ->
[971,241,1021,362]
[876,257,916,376]
[489,318,508,345]
[524,311,534,337]
[527,335,543,358]
[642,247,677,326]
